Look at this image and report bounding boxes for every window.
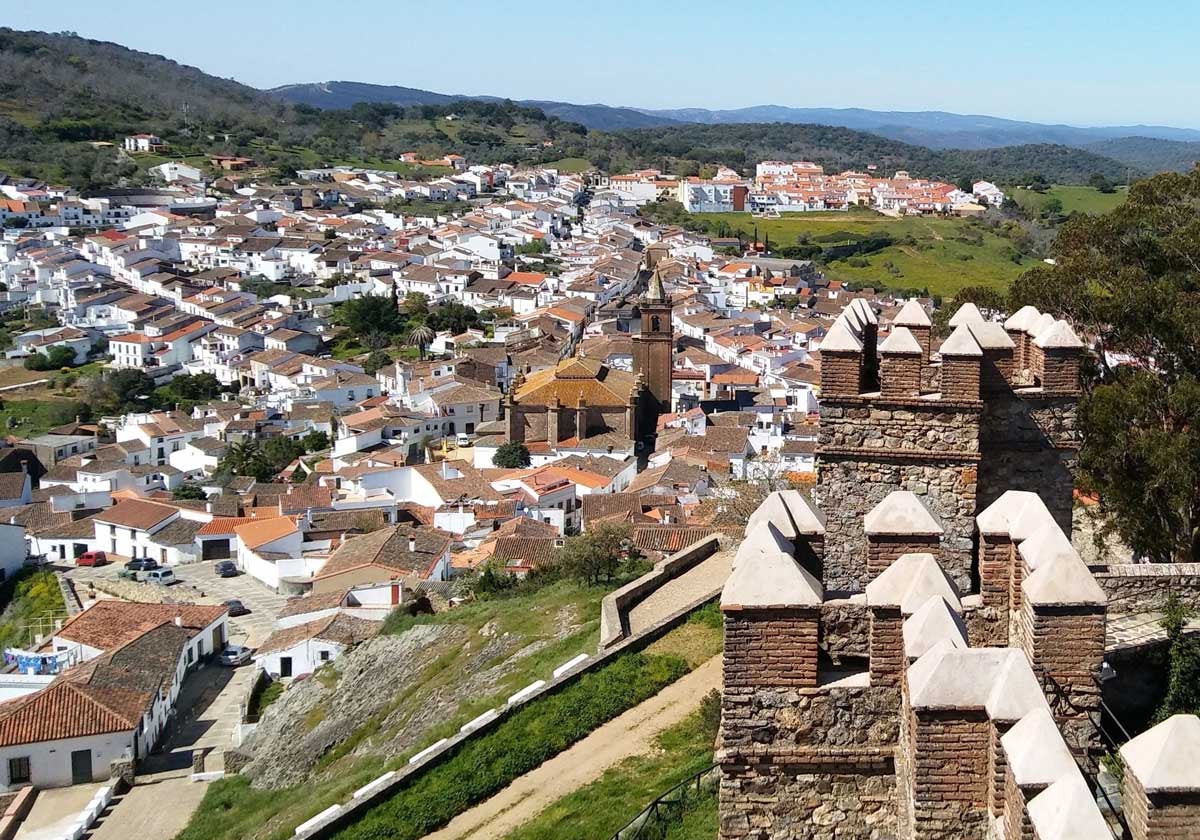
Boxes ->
[319,650,331,662]
[8,756,30,785]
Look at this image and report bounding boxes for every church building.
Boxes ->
[504,264,674,452]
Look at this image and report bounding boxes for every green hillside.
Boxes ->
[0,28,1136,189]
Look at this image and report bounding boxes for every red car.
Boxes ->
[76,551,108,567]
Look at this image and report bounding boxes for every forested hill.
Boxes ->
[594,123,1135,185]
[0,27,1136,189]
[1083,136,1200,173]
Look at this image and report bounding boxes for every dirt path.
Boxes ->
[424,654,723,840]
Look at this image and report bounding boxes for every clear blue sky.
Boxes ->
[7,0,1200,127]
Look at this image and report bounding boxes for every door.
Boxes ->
[70,749,92,785]
[279,657,293,678]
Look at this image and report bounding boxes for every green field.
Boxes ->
[545,157,592,173]
[1006,184,1128,216]
[693,210,1028,296]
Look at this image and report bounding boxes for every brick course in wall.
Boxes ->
[1041,350,1081,395]
[981,348,1015,396]
[820,351,863,398]
[1018,601,1105,752]
[908,710,992,840]
[941,358,982,402]
[881,353,922,399]
[867,534,942,577]
[869,608,904,686]
[1123,771,1200,839]
[723,610,819,689]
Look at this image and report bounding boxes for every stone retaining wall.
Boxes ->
[1089,563,1200,614]
[599,534,722,649]
[0,787,36,840]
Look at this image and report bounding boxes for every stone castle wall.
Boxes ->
[720,683,900,840]
[976,394,1079,532]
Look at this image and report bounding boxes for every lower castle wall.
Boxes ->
[720,684,900,840]
[719,761,896,840]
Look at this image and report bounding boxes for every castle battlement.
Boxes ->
[816,302,1084,593]
[720,487,1200,840]
[718,302,1200,840]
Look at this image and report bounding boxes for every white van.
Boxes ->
[145,568,177,586]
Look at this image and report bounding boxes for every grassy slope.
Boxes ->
[503,605,723,840]
[1006,184,1128,216]
[694,210,1025,295]
[176,579,641,840]
[0,569,68,650]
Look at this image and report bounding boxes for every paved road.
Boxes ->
[626,549,733,636]
[65,560,288,646]
[425,655,723,840]
[13,785,97,840]
[1106,611,1200,653]
[87,662,256,840]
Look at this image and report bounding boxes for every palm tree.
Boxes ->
[406,323,435,361]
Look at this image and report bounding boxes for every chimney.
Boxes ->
[205,501,213,514]
[174,616,183,627]
[19,460,27,475]
[287,484,293,495]
[408,534,417,553]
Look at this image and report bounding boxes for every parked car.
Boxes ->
[223,599,250,617]
[76,551,108,567]
[125,558,160,573]
[456,432,471,447]
[218,645,252,666]
[214,560,239,578]
[144,568,176,586]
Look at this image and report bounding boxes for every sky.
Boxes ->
[7,1,1200,128]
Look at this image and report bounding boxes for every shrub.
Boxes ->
[337,651,690,840]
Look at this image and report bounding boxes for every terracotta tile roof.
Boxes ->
[514,358,637,408]
[93,499,177,531]
[0,473,27,501]
[276,591,347,619]
[317,525,452,581]
[196,514,277,536]
[489,516,560,540]
[234,517,299,549]
[0,679,145,747]
[581,493,642,523]
[255,612,381,657]
[278,485,335,514]
[55,601,227,651]
[491,536,558,570]
[632,525,719,554]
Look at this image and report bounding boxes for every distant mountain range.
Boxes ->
[269,81,1200,168]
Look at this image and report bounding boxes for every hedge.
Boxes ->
[334,651,691,839]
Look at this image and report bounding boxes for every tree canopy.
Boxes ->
[1010,168,1200,562]
[492,442,531,469]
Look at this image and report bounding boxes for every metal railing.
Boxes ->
[1041,672,1131,840]
[609,764,718,840]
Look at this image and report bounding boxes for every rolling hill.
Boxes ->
[1083,137,1200,173]
[268,81,1200,152]
[0,28,1149,188]
[267,81,674,130]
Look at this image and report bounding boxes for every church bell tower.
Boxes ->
[632,265,674,425]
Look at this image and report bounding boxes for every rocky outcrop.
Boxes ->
[241,609,585,789]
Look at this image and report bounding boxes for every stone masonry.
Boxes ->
[713,302,1175,840]
[816,304,1083,594]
